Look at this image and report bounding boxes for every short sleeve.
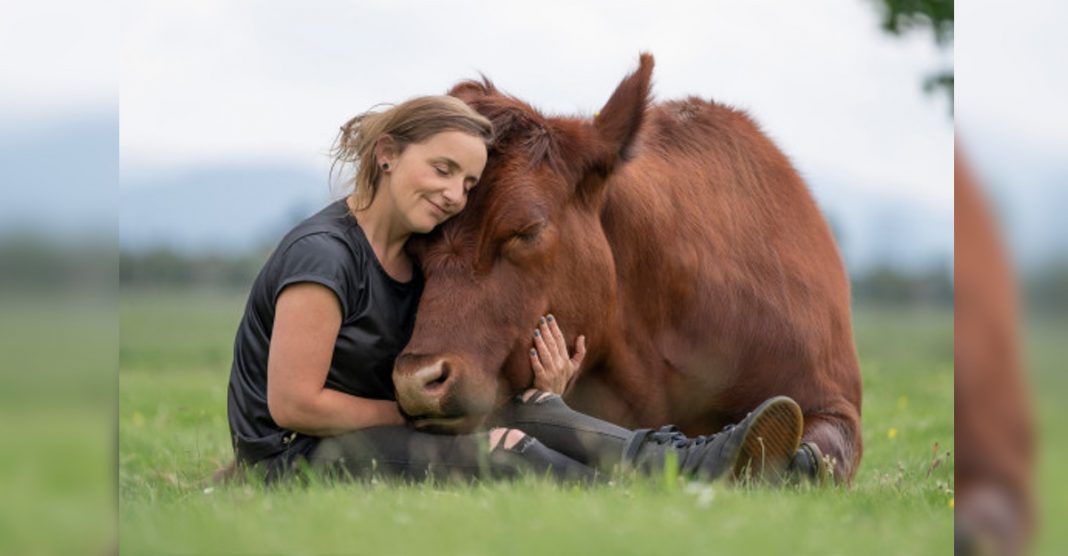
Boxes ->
[271,233,359,317]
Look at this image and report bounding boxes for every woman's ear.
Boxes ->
[375,135,398,167]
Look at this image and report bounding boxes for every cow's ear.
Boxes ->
[576,54,653,205]
[594,53,653,164]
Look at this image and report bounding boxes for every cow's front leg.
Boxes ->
[794,406,862,484]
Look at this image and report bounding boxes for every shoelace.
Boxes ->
[649,426,711,448]
[646,426,684,447]
[649,419,743,448]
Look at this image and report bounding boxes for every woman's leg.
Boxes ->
[306,425,596,482]
[492,390,806,482]
[490,390,630,471]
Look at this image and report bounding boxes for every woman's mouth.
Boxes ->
[425,198,449,217]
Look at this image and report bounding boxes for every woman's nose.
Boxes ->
[442,179,464,206]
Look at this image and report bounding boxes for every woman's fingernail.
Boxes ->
[547,314,555,322]
[534,329,540,337]
[539,316,546,325]
[530,348,537,356]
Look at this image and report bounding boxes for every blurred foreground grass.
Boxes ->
[0,292,116,555]
[1025,313,1068,554]
[118,289,959,555]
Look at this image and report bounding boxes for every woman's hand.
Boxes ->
[529,314,587,395]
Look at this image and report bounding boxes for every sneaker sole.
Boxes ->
[731,396,804,483]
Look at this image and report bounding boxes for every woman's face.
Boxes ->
[381,130,488,234]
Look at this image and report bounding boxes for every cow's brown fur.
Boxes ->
[954,150,1034,554]
[396,54,863,481]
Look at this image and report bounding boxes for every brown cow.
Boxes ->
[954,149,1034,555]
[394,53,863,481]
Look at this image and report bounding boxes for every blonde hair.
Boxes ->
[332,95,493,210]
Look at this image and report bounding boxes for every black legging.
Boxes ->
[306,392,631,482]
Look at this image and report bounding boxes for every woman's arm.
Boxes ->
[267,282,405,436]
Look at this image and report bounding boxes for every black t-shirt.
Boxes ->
[226,199,423,466]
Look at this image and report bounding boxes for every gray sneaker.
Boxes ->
[622,396,804,483]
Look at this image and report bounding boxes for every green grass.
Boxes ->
[1024,314,1068,554]
[0,293,116,555]
[119,289,957,555]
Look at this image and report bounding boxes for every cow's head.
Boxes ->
[392,54,654,432]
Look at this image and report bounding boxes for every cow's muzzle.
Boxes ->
[393,352,497,432]
[393,354,455,417]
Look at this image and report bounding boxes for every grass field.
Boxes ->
[117,289,967,555]
[0,293,116,555]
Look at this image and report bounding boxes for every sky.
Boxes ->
[957,0,1068,268]
[0,2,117,122]
[957,1,1068,155]
[114,1,953,207]
[9,1,1066,270]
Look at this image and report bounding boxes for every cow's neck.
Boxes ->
[599,173,679,307]
[590,171,695,414]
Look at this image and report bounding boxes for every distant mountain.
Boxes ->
[120,164,336,254]
[14,112,1067,277]
[118,158,954,274]
[1,113,954,273]
[0,112,117,235]
[964,137,1068,271]
[804,170,954,274]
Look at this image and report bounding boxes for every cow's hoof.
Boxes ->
[786,441,831,485]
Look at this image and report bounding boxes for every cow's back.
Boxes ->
[595,97,861,462]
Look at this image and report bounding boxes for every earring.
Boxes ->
[382,162,391,171]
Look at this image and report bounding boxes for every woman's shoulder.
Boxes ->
[254,201,372,289]
[253,201,372,316]
[275,200,365,260]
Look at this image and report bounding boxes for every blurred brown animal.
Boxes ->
[954,150,1035,555]
[394,53,863,481]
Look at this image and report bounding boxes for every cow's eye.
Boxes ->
[515,229,538,242]
[500,221,550,262]
[513,222,544,243]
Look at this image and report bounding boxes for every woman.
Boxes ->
[226,95,806,483]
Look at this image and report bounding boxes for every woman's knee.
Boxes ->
[488,427,528,452]
[495,390,572,428]
[520,389,560,404]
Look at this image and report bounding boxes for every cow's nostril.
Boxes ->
[426,362,450,389]
[410,359,452,395]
